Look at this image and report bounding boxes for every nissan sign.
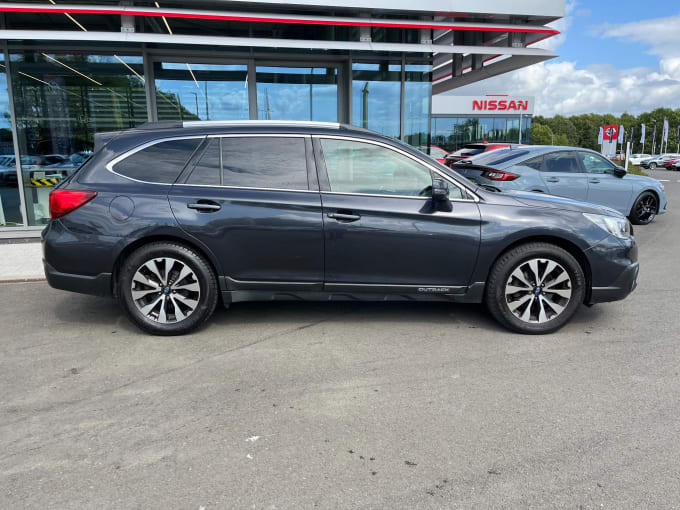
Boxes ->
[432,95,535,116]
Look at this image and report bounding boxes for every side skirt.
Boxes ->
[220,282,486,307]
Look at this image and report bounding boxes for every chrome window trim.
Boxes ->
[314,135,480,202]
[105,135,207,185]
[106,133,311,190]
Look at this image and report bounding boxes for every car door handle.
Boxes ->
[327,212,361,222]
[187,201,221,212]
[546,177,560,182]
[588,178,601,184]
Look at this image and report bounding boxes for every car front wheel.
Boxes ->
[485,243,586,334]
[629,191,658,225]
[119,242,218,335]
[649,162,657,169]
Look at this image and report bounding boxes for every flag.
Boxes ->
[663,119,669,142]
[630,126,634,142]
[598,127,604,144]
[640,124,645,143]
[618,125,624,144]
[652,121,657,143]
[677,123,680,141]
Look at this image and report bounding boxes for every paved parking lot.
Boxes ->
[2,170,680,509]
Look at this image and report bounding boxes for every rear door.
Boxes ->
[578,151,633,214]
[315,136,481,291]
[169,134,324,289]
[539,151,589,201]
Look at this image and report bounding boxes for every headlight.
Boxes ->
[583,213,631,239]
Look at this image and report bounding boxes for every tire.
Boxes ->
[485,242,586,334]
[119,242,218,335]
[649,162,657,169]
[629,191,658,225]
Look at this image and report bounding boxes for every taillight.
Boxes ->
[49,189,97,219]
[481,170,519,181]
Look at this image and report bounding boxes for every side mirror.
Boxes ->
[432,178,452,211]
[613,166,626,178]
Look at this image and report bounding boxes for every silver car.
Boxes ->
[453,146,667,225]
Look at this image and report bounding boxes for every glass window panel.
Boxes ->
[256,66,338,122]
[114,138,201,184]
[221,137,308,190]
[10,51,147,225]
[403,64,431,149]
[320,138,456,198]
[0,53,23,227]
[187,139,220,185]
[352,62,401,138]
[431,117,458,153]
[155,62,249,121]
[578,151,616,174]
[543,151,582,173]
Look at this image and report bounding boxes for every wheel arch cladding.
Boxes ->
[112,235,222,298]
[489,235,592,304]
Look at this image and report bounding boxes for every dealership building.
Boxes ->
[0,0,563,236]
[431,94,535,153]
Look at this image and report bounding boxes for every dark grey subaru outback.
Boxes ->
[42,121,639,335]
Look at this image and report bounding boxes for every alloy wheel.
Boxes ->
[130,257,201,323]
[635,194,657,223]
[504,258,572,324]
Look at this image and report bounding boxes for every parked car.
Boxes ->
[628,154,651,165]
[641,154,678,169]
[43,121,639,336]
[444,142,511,168]
[453,145,667,225]
[417,145,449,165]
[672,159,680,171]
[663,157,680,169]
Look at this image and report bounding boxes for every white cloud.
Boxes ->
[453,61,680,116]
[448,10,680,116]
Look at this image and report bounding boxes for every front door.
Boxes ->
[169,134,324,288]
[540,151,589,201]
[315,137,481,291]
[578,151,633,214]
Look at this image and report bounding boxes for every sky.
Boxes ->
[453,0,680,117]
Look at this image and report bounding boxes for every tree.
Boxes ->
[531,122,553,145]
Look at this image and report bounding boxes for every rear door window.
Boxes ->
[222,137,308,190]
[113,138,202,183]
[542,152,582,173]
[184,136,310,190]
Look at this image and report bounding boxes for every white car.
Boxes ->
[629,153,652,165]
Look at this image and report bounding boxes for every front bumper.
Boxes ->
[586,233,639,305]
[589,261,639,304]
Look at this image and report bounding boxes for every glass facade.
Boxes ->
[0,50,433,233]
[431,116,532,153]
[0,53,23,227]
[10,51,147,225]
[256,66,338,121]
[155,63,249,121]
[352,62,402,138]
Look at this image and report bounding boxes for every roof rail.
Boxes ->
[182,120,341,129]
[137,121,183,130]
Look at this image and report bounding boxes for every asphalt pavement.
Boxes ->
[2,170,680,509]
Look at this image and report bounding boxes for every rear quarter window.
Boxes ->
[113,138,202,183]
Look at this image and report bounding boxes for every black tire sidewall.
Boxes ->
[486,243,585,334]
[119,242,218,335]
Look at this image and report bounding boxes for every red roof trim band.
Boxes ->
[0,6,560,34]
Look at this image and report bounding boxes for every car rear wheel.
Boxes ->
[485,243,585,334]
[119,242,218,335]
[629,191,658,225]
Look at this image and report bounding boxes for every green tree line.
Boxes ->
[531,108,680,154]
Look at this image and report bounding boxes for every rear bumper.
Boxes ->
[589,261,639,304]
[43,261,112,297]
